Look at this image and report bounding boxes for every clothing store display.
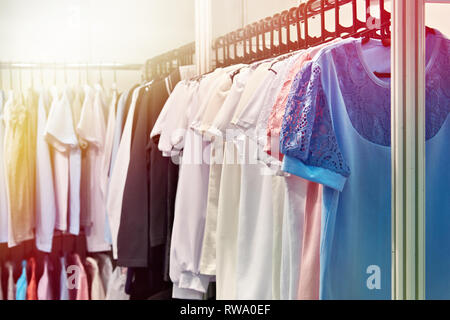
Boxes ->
[0,4,448,301]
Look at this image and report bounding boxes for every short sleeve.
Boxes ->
[77,89,106,149]
[280,61,350,191]
[44,91,78,153]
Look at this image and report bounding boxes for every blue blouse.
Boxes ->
[280,33,450,299]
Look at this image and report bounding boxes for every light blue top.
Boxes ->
[16,260,27,300]
[281,32,450,299]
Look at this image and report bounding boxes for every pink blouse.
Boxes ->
[264,52,312,160]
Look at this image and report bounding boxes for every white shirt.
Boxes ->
[35,90,57,252]
[0,90,8,243]
[77,84,110,252]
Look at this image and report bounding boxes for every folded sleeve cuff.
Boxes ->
[179,272,210,293]
[282,154,347,192]
[172,284,204,300]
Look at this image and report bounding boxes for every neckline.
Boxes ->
[354,34,441,89]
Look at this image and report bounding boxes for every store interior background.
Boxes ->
[0,0,449,90]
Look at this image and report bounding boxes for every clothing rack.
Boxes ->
[214,0,390,67]
[144,42,196,80]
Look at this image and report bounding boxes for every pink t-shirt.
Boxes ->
[264,52,312,160]
[297,182,322,300]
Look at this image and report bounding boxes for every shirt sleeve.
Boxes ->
[280,60,350,191]
[44,93,78,153]
[77,90,106,149]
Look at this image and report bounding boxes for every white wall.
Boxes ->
[0,0,195,90]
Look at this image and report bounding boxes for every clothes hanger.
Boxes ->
[369,27,437,79]
[39,62,44,89]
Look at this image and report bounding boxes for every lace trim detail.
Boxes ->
[281,62,350,177]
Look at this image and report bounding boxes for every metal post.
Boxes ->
[391,0,426,300]
[195,0,212,75]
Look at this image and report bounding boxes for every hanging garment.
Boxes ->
[297,181,322,300]
[109,89,132,176]
[5,261,15,300]
[151,81,196,282]
[107,85,142,259]
[213,66,264,300]
[37,256,53,300]
[120,77,179,299]
[105,267,130,300]
[264,40,342,160]
[35,90,57,252]
[85,257,106,300]
[67,253,89,300]
[184,65,237,276]
[0,90,8,244]
[77,84,110,252]
[44,87,80,234]
[26,257,38,300]
[4,92,35,246]
[170,69,233,300]
[281,33,450,299]
[15,260,27,300]
[0,264,3,300]
[230,60,289,300]
[67,89,82,236]
[59,256,69,300]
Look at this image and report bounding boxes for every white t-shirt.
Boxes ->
[35,90,57,252]
[77,84,110,252]
[106,85,142,259]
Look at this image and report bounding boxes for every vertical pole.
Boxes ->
[391,0,426,300]
[195,0,212,75]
